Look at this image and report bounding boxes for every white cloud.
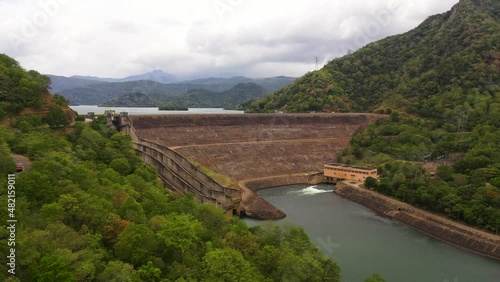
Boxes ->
[0,0,459,79]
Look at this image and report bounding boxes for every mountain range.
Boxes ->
[49,71,295,107]
[48,70,177,93]
[101,82,267,110]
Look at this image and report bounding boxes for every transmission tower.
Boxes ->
[456,111,468,151]
[315,57,319,71]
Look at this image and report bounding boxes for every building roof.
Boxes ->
[325,163,377,171]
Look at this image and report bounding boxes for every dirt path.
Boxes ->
[11,154,32,171]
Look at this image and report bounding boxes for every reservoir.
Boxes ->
[244,184,500,282]
[69,105,244,115]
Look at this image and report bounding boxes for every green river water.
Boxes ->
[244,184,500,282]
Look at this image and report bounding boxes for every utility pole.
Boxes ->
[457,111,468,151]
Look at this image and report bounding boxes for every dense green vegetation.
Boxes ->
[101,83,267,110]
[352,110,500,231]
[0,54,51,118]
[158,83,267,110]
[101,92,158,107]
[246,0,500,232]
[0,54,74,129]
[0,121,341,281]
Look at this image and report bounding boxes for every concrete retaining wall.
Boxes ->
[240,173,327,219]
[243,173,326,192]
[126,121,241,215]
[335,182,500,260]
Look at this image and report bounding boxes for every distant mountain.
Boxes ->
[101,83,267,110]
[100,92,158,107]
[56,80,169,105]
[48,75,101,93]
[55,75,295,106]
[71,70,177,84]
[161,82,267,109]
[246,0,500,114]
[119,70,176,84]
[48,70,177,93]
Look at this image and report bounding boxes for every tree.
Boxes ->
[436,165,455,181]
[110,157,131,175]
[103,218,131,247]
[136,261,162,282]
[31,255,75,282]
[224,224,259,257]
[201,248,264,282]
[114,224,158,267]
[118,197,147,223]
[364,177,378,189]
[0,142,15,174]
[39,202,65,224]
[365,273,386,282]
[44,108,68,128]
[97,261,137,282]
[158,214,202,254]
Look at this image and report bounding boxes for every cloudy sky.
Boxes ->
[0,0,458,79]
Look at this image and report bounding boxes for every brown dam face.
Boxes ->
[129,113,388,219]
[130,113,386,182]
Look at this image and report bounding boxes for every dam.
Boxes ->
[110,111,500,261]
[114,112,386,217]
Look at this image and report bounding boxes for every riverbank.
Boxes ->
[239,172,326,219]
[335,181,500,261]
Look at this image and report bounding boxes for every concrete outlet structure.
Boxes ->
[324,163,378,182]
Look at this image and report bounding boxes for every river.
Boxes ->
[244,184,500,282]
[69,105,244,115]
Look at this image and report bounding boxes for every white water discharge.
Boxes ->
[288,185,332,196]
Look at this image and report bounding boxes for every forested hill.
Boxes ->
[247,0,499,115]
[0,54,75,126]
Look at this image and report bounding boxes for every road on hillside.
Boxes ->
[11,154,32,172]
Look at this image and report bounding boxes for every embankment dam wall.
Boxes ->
[128,113,386,217]
[130,113,386,181]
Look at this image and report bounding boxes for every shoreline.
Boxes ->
[335,181,500,261]
[238,172,325,219]
[239,175,500,261]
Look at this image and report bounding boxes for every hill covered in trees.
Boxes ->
[0,54,76,128]
[101,82,267,109]
[248,0,500,232]
[247,0,499,114]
